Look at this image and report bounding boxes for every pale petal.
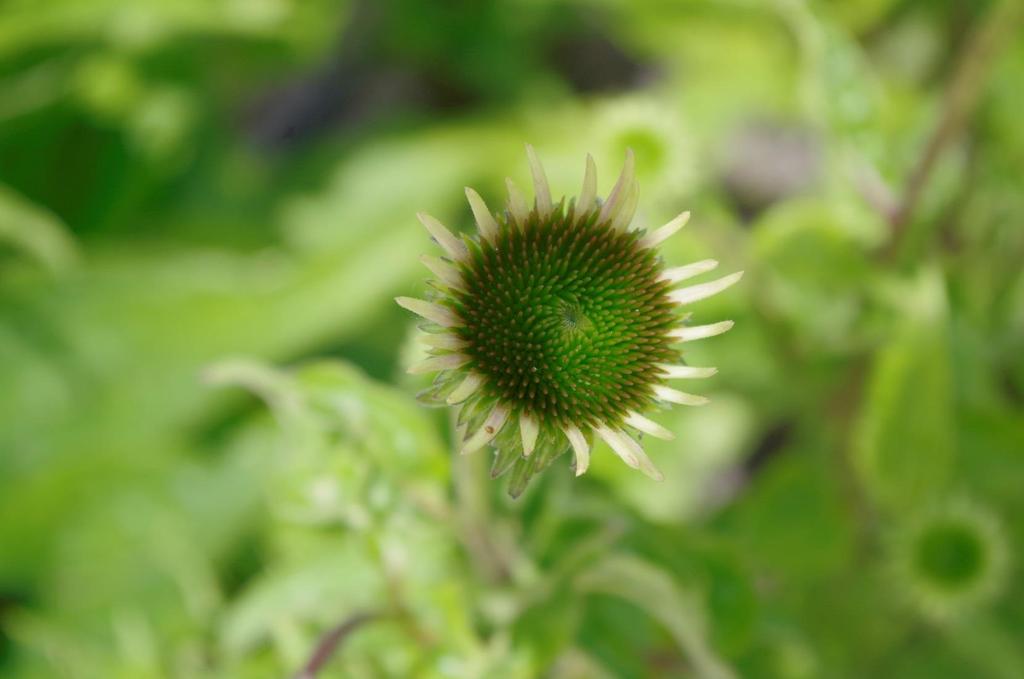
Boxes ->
[668,271,744,306]
[623,411,675,440]
[639,211,690,249]
[563,424,590,476]
[653,385,709,406]
[417,212,468,261]
[576,154,597,221]
[407,353,469,375]
[594,425,664,481]
[526,144,552,218]
[395,297,459,327]
[461,405,510,455]
[659,259,718,284]
[465,187,499,243]
[656,364,717,379]
[447,372,484,405]
[420,333,468,350]
[667,320,735,342]
[610,179,640,231]
[505,177,529,225]
[599,148,635,223]
[419,254,465,291]
[520,411,539,457]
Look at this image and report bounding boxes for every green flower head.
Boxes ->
[889,500,1010,622]
[397,146,741,497]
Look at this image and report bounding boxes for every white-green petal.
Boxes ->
[520,411,539,457]
[576,153,597,220]
[653,385,709,406]
[395,297,459,327]
[667,320,735,342]
[505,177,529,225]
[610,179,640,231]
[419,254,465,291]
[461,404,510,455]
[420,333,468,350]
[526,144,552,218]
[594,425,664,481]
[407,353,469,375]
[623,411,674,440]
[639,210,690,248]
[656,364,717,379]
[668,271,744,306]
[465,187,499,243]
[563,424,590,476]
[659,258,718,284]
[446,372,485,405]
[599,148,635,223]
[417,212,468,261]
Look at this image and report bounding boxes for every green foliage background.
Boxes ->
[2,0,1023,677]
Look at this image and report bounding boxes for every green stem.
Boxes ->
[888,0,1022,245]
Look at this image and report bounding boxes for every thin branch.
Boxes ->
[888,0,1022,244]
[292,611,381,679]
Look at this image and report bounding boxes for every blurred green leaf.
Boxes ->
[717,443,854,580]
[577,553,736,679]
[854,265,955,512]
[0,183,77,272]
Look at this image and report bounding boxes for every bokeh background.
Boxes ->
[2,0,1023,677]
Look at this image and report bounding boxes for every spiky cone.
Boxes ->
[397,146,741,498]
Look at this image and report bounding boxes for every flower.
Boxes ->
[397,146,741,497]
[888,499,1010,622]
[594,96,696,207]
